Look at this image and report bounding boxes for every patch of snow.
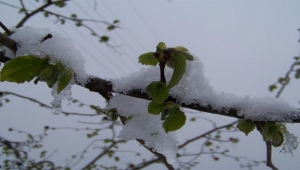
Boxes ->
[3,26,87,84]
[109,94,179,166]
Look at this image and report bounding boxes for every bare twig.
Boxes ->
[265,141,278,170]
[19,0,28,15]
[179,120,239,149]
[0,91,103,116]
[0,21,12,35]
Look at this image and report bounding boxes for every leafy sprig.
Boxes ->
[237,120,287,147]
[0,55,73,94]
[138,42,194,132]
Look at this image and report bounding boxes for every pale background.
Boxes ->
[0,0,300,169]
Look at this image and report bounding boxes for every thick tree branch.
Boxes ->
[1,33,300,123]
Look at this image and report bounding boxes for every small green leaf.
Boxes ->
[138,52,158,66]
[148,101,163,115]
[111,111,119,121]
[271,131,284,147]
[237,120,255,136]
[99,36,109,42]
[44,66,60,88]
[1,55,49,83]
[157,42,166,51]
[163,108,186,132]
[269,85,277,92]
[40,151,47,158]
[174,46,188,52]
[39,64,55,81]
[180,52,194,61]
[262,123,286,142]
[168,52,186,89]
[107,25,116,31]
[146,81,169,104]
[166,59,174,68]
[57,67,73,93]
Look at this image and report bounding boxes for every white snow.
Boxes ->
[3,26,87,84]
[2,27,89,115]
[109,94,179,166]
[112,56,299,122]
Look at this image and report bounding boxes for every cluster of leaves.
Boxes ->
[237,120,286,147]
[0,55,73,94]
[138,42,194,132]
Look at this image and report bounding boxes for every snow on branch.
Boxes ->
[0,27,300,123]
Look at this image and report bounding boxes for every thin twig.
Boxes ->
[19,0,28,15]
[0,21,12,35]
[1,91,102,116]
[179,120,239,149]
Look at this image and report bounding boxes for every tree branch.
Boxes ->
[0,32,300,123]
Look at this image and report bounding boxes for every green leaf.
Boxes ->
[1,55,49,83]
[111,111,119,121]
[262,123,278,141]
[146,81,169,104]
[269,84,277,92]
[44,66,60,88]
[271,131,284,147]
[166,59,174,68]
[163,108,186,132]
[180,52,194,61]
[174,46,188,52]
[39,64,55,81]
[138,52,158,66]
[107,25,116,31]
[53,0,66,7]
[168,52,186,89]
[237,120,255,136]
[99,36,109,42]
[57,67,73,94]
[262,123,286,143]
[148,101,163,115]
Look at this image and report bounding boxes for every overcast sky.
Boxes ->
[1,0,300,169]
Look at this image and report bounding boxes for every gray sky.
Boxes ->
[1,0,300,169]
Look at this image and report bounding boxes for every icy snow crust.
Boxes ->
[113,57,298,122]
[4,26,87,83]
